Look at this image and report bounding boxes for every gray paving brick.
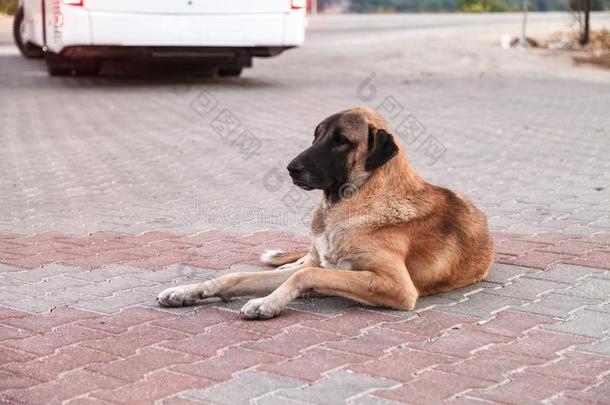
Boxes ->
[275,371,397,405]
[181,371,305,405]
[413,294,458,312]
[484,264,533,285]
[543,309,610,338]
[9,264,81,283]
[576,338,610,356]
[16,276,92,296]
[0,264,23,273]
[436,281,501,301]
[72,289,149,314]
[64,264,147,283]
[555,278,610,301]
[515,292,602,320]
[349,395,405,405]
[67,276,158,298]
[438,292,527,320]
[287,297,356,316]
[127,264,214,283]
[0,288,30,304]
[525,264,605,284]
[593,302,610,314]
[0,275,28,288]
[5,290,90,313]
[255,396,313,405]
[485,277,566,300]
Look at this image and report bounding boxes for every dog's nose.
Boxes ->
[287,161,305,176]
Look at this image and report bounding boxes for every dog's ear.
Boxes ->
[365,126,399,171]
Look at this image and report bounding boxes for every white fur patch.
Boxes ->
[260,249,284,264]
[314,235,330,268]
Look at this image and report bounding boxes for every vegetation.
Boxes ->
[348,0,610,11]
[458,0,513,12]
[0,0,18,15]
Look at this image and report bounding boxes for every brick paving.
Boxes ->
[0,231,608,404]
[1,11,610,405]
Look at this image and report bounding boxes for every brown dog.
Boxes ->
[158,107,494,319]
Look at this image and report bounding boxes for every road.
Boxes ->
[1,12,609,236]
[0,12,609,405]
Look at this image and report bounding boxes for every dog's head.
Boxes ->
[287,107,399,195]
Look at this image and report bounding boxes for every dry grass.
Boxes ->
[539,28,610,70]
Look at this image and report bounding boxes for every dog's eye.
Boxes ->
[332,135,350,148]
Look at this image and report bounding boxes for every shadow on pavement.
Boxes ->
[0,53,275,90]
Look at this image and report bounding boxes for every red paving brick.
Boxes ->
[241,325,343,357]
[383,310,475,338]
[0,307,37,321]
[1,307,100,333]
[301,308,400,336]
[348,349,459,382]
[171,347,284,381]
[261,347,369,381]
[91,370,213,404]
[409,326,512,358]
[0,325,34,342]
[495,240,549,255]
[375,370,492,404]
[183,252,257,270]
[151,307,233,335]
[0,231,609,403]
[160,324,268,357]
[80,324,190,357]
[85,347,197,382]
[77,307,173,334]
[1,370,124,405]
[512,251,575,270]
[227,309,324,336]
[493,330,594,360]
[470,371,590,404]
[4,346,118,383]
[564,249,610,270]
[527,351,610,385]
[1,324,110,356]
[563,380,610,404]
[474,310,558,337]
[322,325,426,357]
[539,240,601,255]
[0,370,40,392]
[0,346,34,364]
[435,349,547,383]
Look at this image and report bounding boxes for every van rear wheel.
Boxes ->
[13,7,44,59]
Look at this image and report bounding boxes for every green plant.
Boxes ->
[458,0,513,11]
[0,0,19,15]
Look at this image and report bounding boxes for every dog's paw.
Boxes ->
[157,285,197,307]
[240,298,282,320]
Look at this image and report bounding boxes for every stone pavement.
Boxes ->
[1,11,610,405]
[0,231,609,404]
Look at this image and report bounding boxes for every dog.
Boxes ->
[158,106,494,319]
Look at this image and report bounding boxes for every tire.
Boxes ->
[13,7,44,59]
[218,66,243,77]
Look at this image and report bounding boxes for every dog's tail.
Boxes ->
[260,249,308,267]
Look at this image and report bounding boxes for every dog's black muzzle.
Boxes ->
[287,146,330,191]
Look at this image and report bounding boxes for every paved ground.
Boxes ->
[0,11,609,405]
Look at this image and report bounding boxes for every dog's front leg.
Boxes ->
[240,266,418,320]
[157,268,299,307]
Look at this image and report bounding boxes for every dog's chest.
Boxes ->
[314,233,352,270]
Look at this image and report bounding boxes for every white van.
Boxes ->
[13,0,307,76]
